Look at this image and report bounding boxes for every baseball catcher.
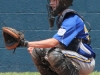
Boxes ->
[2,0,96,75]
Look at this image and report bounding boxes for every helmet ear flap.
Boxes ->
[61,0,73,8]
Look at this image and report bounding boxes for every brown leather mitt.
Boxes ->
[2,27,25,50]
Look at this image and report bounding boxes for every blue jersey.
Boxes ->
[53,14,96,58]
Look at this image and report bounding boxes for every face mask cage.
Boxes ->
[46,0,55,29]
[46,0,73,29]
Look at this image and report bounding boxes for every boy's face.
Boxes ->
[49,0,59,11]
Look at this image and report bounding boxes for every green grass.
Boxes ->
[89,71,100,75]
[0,72,40,75]
[0,71,100,75]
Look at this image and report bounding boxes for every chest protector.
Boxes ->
[56,9,91,30]
[56,9,91,51]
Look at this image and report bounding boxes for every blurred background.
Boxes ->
[0,0,100,72]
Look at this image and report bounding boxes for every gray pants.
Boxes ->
[31,47,79,75]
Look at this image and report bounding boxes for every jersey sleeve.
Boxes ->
[53,15,83,46]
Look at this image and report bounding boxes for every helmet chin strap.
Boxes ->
[49,17,55,30]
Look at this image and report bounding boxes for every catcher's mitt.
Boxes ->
[2,27,25,50]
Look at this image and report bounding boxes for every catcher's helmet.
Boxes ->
[47,0,73,29]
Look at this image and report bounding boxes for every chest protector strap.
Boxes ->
[56,9,91,31]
